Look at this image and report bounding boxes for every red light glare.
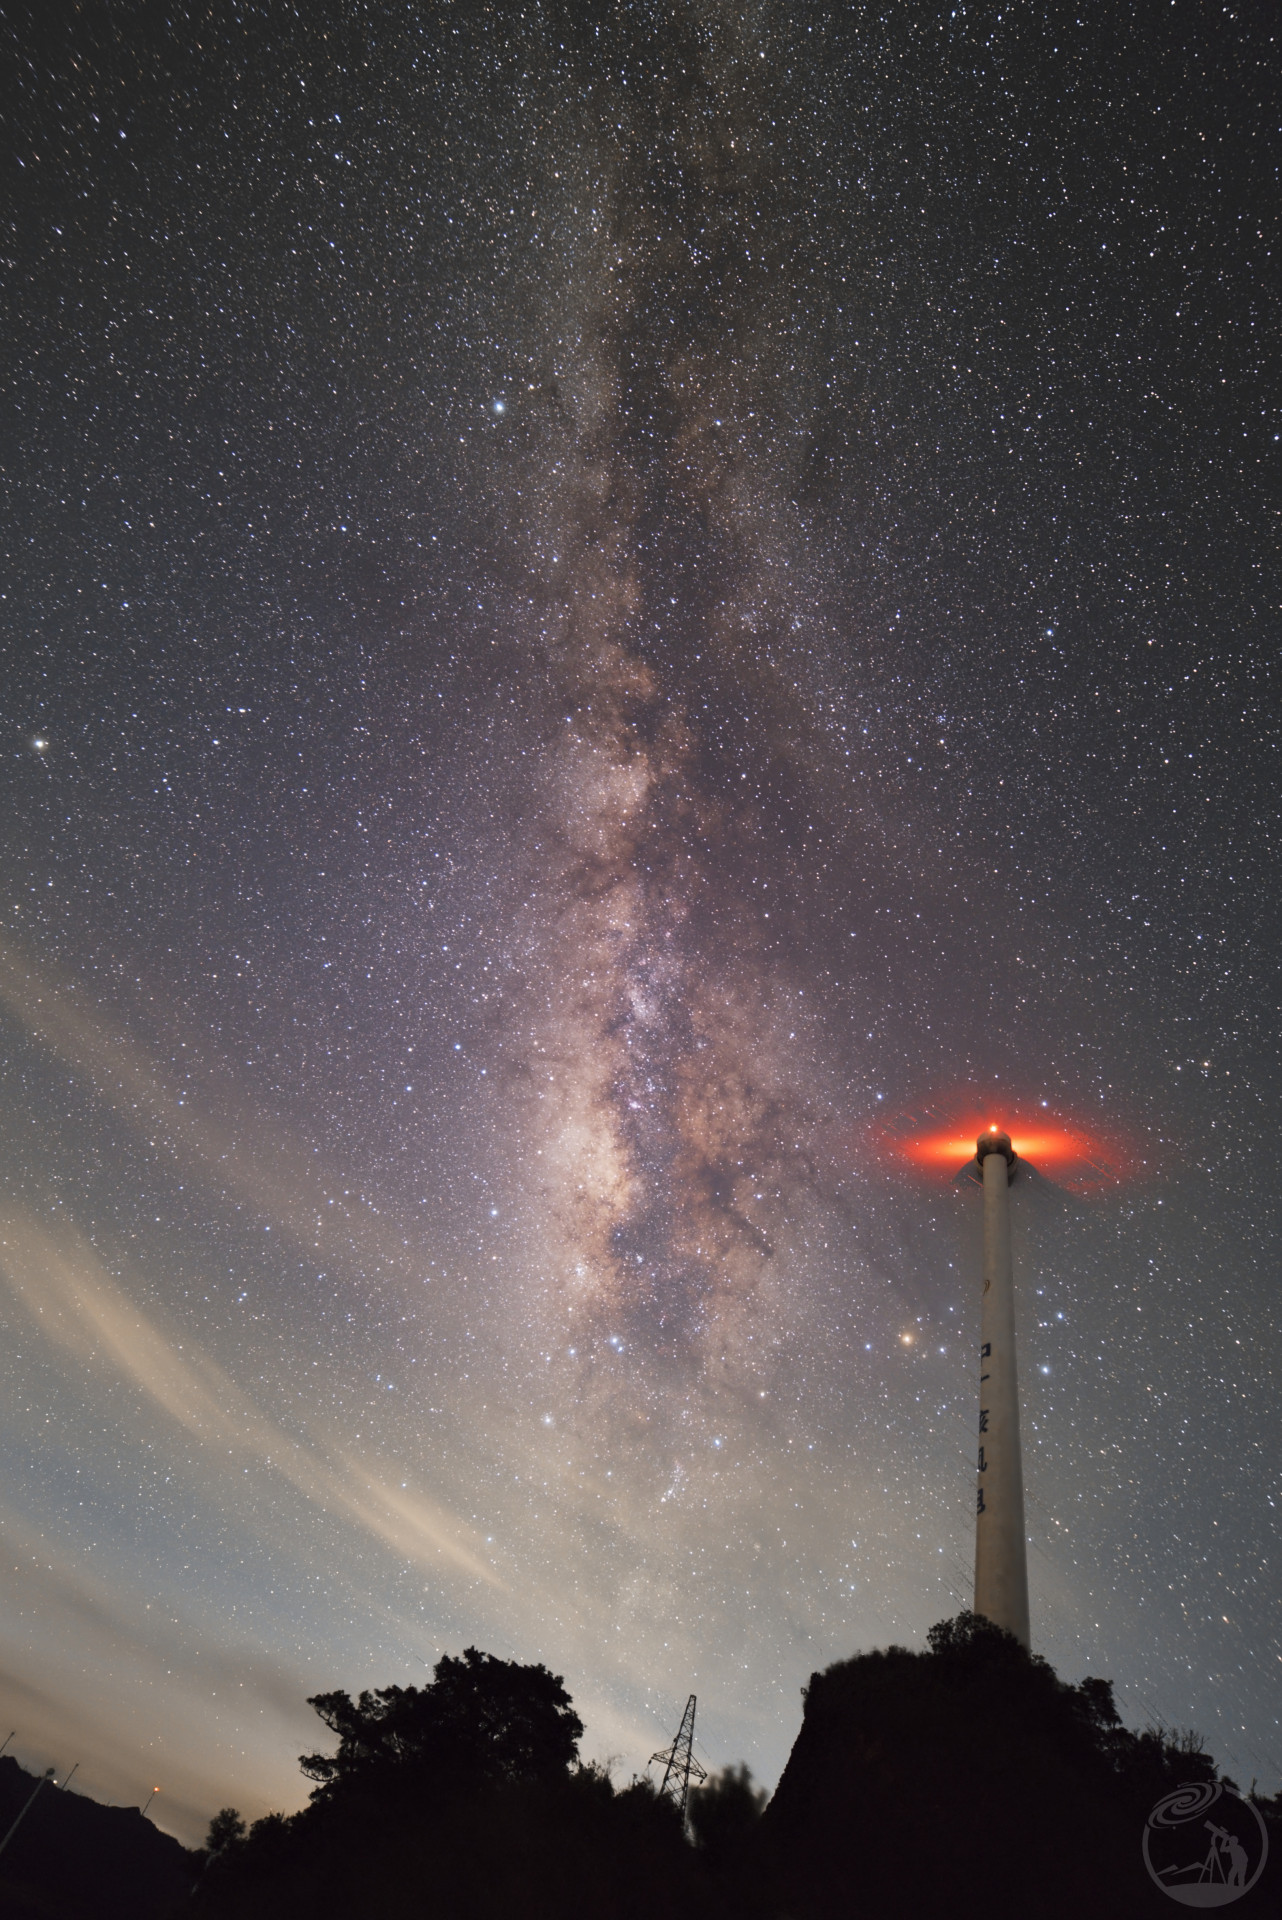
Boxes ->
[899,1126,1092,1165]
[881,1104,1134,1189]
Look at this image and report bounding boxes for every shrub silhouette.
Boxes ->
[690,1761,768,1862]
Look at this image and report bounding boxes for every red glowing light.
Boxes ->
[900,1127,1091,1165]
[879,1101,1136,1189]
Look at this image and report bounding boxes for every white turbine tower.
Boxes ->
[970,1126,1030,1648]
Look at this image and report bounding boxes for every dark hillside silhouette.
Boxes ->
[760,1611,1279,1919]
[0,1754,197,1919]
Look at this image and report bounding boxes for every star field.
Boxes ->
[0,1,1279,1843]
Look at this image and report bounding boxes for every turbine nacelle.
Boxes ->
[962,1126,1018,1186]
[976,1126,1015,1165]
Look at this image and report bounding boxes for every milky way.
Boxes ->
[1,3,1279,1842]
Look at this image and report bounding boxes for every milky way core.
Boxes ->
[2,3,1279,1842]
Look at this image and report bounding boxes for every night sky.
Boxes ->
[2,1,1279,1846]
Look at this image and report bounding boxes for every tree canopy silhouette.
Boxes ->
[299,1645,583,1800]
[194,1648,696,1919]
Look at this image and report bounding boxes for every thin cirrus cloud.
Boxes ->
[0,935,723,1832]
[0,1207,503,1593]
[0,933,423,1284]
[0,1488,317,1842]
[0,1205,704,1838]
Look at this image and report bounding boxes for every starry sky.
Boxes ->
[1,0,1279,1847]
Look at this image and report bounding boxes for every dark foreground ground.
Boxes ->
[190,1619,1282,1920]
[5,1619,1278,1917]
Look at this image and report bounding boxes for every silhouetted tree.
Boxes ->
[689,1761,768,1861]
[202,1807,245,1859]
[300,1645,584,1803]
[193,1649,697,1919]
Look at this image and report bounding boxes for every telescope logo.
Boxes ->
[1143,1779,1268,1906]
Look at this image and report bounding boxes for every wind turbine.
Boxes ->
[967,1126,1030,1648]
[891,1104,1127,1648]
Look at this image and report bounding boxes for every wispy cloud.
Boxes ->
[0,1209,502,1592]
[0,1488,316,1839]
[0,934,422,1280]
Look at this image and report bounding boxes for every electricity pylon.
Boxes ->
[650,1694,707,1820]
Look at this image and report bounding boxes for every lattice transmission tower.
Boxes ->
[649,1694,707,1821]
